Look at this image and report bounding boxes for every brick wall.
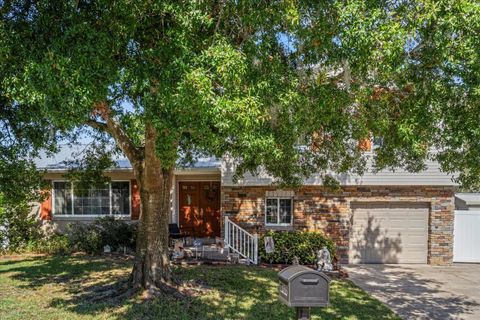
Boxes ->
[221,185,454,265]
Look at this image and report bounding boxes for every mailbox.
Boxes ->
[278,265,330,308]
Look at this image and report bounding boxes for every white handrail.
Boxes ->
[224,216,258,265]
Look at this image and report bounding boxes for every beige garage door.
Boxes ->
[349,202,429,264]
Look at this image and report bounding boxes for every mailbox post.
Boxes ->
[295,307,311,320]
[278,265,330,320]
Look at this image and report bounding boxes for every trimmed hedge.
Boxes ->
[259,230,335,265]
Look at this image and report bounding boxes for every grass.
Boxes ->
[0,255,399,320]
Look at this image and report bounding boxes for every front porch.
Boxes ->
[170,217,258,265]
[170,236,242,264]
[176,181,221,238]
[171,171,222,238]
[171,172,256,264]
[170,173,259,264]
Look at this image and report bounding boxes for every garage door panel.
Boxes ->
[350,202,429,264]
[387,227,427,235]
[399,236,427,244]
[396,255,425,264]
[353,212,387,220]
[365,250,384,263]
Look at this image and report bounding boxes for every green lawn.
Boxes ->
[0,255,398,320]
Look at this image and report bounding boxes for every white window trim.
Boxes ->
[265,197,294,227]
[52,180,131,217]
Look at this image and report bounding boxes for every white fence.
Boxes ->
[454,210,480,263]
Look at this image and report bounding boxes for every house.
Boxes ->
[35,144,456,265]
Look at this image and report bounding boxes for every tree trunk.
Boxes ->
[88,106,175,292]
[131,125,174,290]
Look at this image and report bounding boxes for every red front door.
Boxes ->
[178,181,221,237]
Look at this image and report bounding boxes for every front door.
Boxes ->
[178,181,221,237]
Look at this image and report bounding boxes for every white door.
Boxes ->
[454,210,480,263]
[350,202,429,264]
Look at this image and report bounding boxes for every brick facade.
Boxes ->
[221,185,454,265]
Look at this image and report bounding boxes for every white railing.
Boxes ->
[224,216,258,265]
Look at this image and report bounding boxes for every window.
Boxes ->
[73,183,110,215]
[53,182,72,215]
[53,181,130,216]
[265,198,293,226]
[111,181,130,215]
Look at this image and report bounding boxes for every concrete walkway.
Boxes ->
[344,264,480,320]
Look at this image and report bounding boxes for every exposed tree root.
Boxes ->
[79,279,211,308]
[137,277,211,301]
[83,278,138,303]
[79,265,210,304]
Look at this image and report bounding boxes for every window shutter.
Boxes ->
[131,179,141,220]
[40,189,52,220]
[358,138,372,151]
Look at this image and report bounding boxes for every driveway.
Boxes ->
[344,264,480,320]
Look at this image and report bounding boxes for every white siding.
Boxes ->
[454,210,480,263]
[221,158,456,186]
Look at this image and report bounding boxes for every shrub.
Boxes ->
[259,230,336,265]
[66,222,103,254]
[0,200,41,252]
[95,216,136,250]
[26,234,70,255]
[66,216,136,254]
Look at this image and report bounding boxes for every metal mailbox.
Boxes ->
[278,265,330,308]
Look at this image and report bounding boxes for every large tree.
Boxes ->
[1,0,479,291]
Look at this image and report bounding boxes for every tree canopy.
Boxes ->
[1,0,480,290]
[1,0,479,188]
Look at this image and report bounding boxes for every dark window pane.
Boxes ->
[53,182,72,215]
[265,198,278,224]
[111,181,130,215]
[73,183,109,215]
[82,196,91,207]
[75,206,84,215]
[91,205,101,215]
[279,199,292,224]
[101,197,109,207]
[91,197,100,207]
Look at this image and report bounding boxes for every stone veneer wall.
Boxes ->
[221,185,454,265]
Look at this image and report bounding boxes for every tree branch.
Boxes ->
[89,102,144,176]
[342,59,351,91]
[86,120,107,131]
[213,0,225,35]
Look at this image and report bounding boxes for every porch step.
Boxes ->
[183,246,230,261]
[203,248,229,261]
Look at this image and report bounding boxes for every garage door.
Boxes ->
[349,202,429,264]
